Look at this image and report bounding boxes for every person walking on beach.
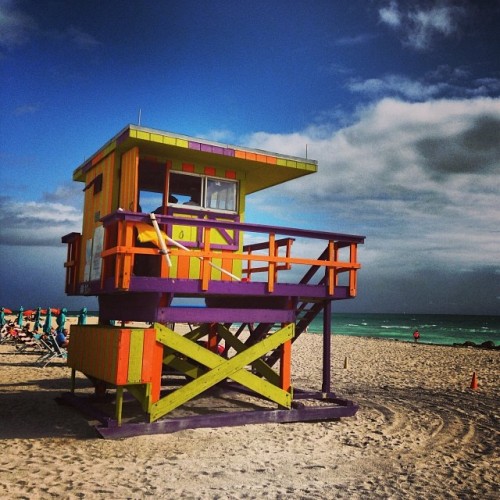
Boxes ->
[413,329,420,343]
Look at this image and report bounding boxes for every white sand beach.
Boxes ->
[0,320,498,499]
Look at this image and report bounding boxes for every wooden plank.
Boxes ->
[201,228,211,290]
[349,243,358,297]
[150,338,164,403]
[128,329,144,383]
[107,329,119,383]
[280,339,292,393]
[141,329,155,382]
[328,240,335,296]
[216,324,280,385]
[116,329,131,385]
[177,255,190,279]
[151,323,293,421]
[268,233,276,293]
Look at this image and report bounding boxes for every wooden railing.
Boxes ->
[88,211,364,297]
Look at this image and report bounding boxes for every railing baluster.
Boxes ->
[268,233,276,293]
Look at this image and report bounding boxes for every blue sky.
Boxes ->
[1,0,499,315]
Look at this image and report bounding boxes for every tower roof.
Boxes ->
[73,124,317,194]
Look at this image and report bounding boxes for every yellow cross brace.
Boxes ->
[150,323,294,422]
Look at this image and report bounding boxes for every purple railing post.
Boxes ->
[322,300,332,394]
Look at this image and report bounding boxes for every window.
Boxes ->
[206,178,237,211]
[93,174,103,194]
[83,173,103,195]
[169,172,203,206]
[169,172,238,212]
[137,160,167,212]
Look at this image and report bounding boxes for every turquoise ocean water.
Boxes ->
[307,313,500,347]
[73,311,499,347]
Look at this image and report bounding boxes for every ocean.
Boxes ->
[74,311,499,347]
[307,313,500,347]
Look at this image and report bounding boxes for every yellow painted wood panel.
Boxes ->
[127,329,144,383]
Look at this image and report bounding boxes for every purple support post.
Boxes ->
[322,300,332,394]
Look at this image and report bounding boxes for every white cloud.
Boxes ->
[379,1,402,27]
[0,0,37,49]
[347,70,500,101]
[347,74,446,100]
[0,196,82,246]
[378,1,466,51]
[245,97,500,275]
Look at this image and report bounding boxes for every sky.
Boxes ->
[0,0,499,315]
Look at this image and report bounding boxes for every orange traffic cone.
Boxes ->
[470,371,478,390]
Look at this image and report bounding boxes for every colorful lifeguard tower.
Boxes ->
[61,124,365,438]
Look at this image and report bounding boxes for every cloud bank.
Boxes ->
[245,97,500,312]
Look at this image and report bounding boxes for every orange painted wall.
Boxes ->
[67,325,163,402]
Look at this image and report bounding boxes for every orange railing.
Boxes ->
[66,211,364,298]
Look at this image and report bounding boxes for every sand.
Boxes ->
[0,321,498,499]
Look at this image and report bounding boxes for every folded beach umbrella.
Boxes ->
[34,307,42,330]
[43,308,52,334]
[0,307,5,327]
[17,307,24,328]
[56,308,67,332]
[78,306,88,325]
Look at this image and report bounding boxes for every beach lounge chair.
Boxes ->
[16,332,48,355]
[0,325,21,345]
[36,333,68,367]
[14,330,37,352]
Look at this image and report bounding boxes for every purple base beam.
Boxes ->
[59,391,358,439]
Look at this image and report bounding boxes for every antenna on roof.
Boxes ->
[305,144,308,159]
[138,108,142,126]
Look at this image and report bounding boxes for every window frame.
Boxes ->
[168,171,239,214]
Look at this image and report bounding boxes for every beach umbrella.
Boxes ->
[56,308,67,332]
[43,308,52,334]
[23,309,35,317]
[17,307,24,328]
[78,307,88,325]
[2,307,12,314]
[42,308,60,315]
[34,307,42,331]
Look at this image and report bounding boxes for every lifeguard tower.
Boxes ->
[61,124,365,438]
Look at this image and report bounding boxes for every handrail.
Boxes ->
[98,210,364,295]
[102,211,365,244]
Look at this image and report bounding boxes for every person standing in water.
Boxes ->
[413,329,420,343]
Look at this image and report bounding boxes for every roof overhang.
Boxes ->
[73,125,317,194]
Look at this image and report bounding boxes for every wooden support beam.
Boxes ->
[151,323,294,422]
[216,324,281,386]
[280,338,292,393]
